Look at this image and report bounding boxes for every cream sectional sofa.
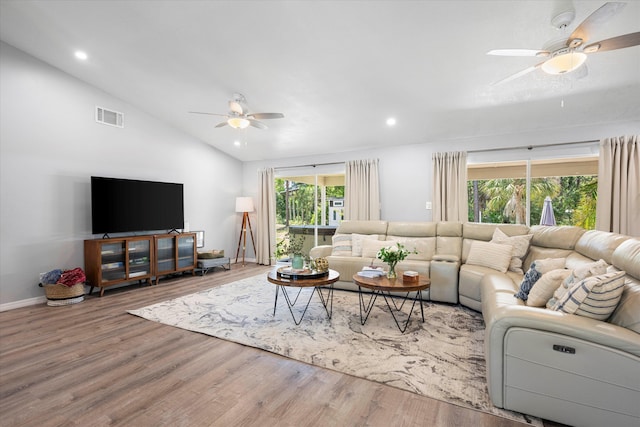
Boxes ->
[310,220,640,427]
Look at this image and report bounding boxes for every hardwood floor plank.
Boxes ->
[0,264,562,426]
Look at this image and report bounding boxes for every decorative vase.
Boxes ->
[292,254,304,269]
[387,262,397,279]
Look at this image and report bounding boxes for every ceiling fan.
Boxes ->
[488,1,640,85]
[189,93,284,129]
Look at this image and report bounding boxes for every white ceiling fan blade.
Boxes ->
[567,2,626,47]
[491,62,544,86]
[583,32,640,53]
[214,121,228,128]
[249,119,268,130]
[189,111,228,117]
[487,49,549,57]
[248,112,285,120]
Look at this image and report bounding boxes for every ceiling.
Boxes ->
[1,0,639,162]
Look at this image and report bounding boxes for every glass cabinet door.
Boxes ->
[177,235,195,269]
[100,242,126,282]
[128,239,151,279]
[156,237,176,273]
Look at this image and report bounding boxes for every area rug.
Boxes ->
[128,275,541,426]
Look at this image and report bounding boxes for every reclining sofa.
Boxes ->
[310,220,640,427]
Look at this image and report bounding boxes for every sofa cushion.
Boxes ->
[530,225,585,250]
[386,236,435,261]
[331,233,353,256]
[351,233,379,257]
[550,271,627,320]
[491,228,533,274]
[526,269,572,307]
[574,230,629,265]
[514,258,566,301]
[362,239,397,259]
[466,241,513,273]
[336,220,388,235]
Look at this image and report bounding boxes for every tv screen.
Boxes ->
[91,176,184,235]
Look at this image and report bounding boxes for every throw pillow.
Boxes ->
[362,239,398,259]
[514,257,566,301]
[466,241,513,273]
[526,269,572,307]
[351,233,379,257]
[550,271,627,320]
[331,233,353,257]
[491,228,533,274]
[562,259,608,288]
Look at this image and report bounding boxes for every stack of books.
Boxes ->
[357,266,385,278]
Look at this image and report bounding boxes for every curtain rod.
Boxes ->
[467,139,599,154]
[274,161,345,171]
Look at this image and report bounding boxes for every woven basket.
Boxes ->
[40,282,85,305]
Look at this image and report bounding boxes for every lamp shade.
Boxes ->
[235,197,254,213]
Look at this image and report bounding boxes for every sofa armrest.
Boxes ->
[310,245,332,258]
[430,255,460,303]
[481,274,640,407]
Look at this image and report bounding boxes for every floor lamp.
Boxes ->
[235,197,256,266]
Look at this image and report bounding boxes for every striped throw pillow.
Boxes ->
[331,233,353,257]
[466,241,513,273]
[551,270,626,320]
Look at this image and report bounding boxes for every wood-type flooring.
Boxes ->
[0,264,566,427]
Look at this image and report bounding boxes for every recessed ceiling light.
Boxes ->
[386,117,396,126]
[74,50,88,61]
[234,140,241,147]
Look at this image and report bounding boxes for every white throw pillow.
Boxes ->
[526,269,572,307]
[351,233,379,257]
[514,257,566,301]
[550,271,626,320]
[490,228,533,274]
[466,241,513,273]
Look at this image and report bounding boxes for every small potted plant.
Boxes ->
[377,242,414,279]
[276,233,306,269]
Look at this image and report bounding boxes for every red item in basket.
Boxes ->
[58,268,86,287]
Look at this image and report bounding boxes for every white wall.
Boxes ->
[0,42,243,307]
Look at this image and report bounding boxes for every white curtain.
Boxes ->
[256,168,276,265]
[432,151,468,222]
[345,159,380,220]
[596,135,640,236]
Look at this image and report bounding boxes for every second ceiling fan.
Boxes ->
[488,1,640,85]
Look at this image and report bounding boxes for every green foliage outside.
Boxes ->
[468,176,597,229]
[275,178,344,226]
[275,178,345,259]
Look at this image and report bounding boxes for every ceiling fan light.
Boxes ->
[541,51,587,75]
[227,117,250,129]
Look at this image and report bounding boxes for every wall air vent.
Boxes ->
[95,106,124,128]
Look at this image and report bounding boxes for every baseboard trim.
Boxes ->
[0,295,46,312]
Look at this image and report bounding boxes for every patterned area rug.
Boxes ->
[129,275,541,426]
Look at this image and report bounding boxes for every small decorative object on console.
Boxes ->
[403,270,419,283]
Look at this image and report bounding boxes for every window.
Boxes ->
[467,157,597,229]
[275,174,345,260]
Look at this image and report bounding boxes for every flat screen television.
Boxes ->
[91,176,184,235]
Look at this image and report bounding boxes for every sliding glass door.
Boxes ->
[275,166,345,261]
